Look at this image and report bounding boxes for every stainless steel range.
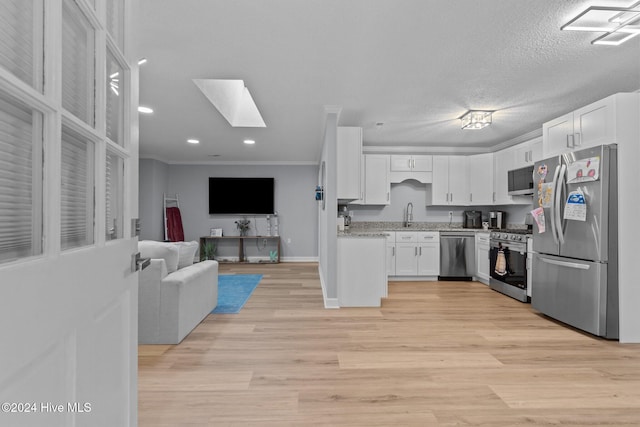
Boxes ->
[489,229,531,302]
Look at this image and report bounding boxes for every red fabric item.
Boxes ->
[166,207,184,242]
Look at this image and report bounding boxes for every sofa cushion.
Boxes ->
[173,241,199,269]
[138,240,180,273]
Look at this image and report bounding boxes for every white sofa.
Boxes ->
[138,240,218,344]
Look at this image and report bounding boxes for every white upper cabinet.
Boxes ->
[512,137,542,169]
[543,93,638,158]
[493,148,514,205]
[390,155,432,172]
[390,155,433,183]
[336,126,362,201]
[467,153,494,205]
[363,154,390,205]
[430,155,468,205]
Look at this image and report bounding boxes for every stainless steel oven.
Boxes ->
[489,230,530,302]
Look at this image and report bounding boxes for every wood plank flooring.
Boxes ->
[138,263,640,426]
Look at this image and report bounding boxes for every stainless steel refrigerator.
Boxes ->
[532,144,618,339]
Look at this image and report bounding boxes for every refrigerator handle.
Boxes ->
[554,164,567,245]
[549,165,561,245]
[540,256,590,270]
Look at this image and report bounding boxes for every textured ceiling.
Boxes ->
[135,0,640,163]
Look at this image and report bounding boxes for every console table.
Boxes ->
[199,235,280,263]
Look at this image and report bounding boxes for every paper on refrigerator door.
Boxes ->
[531,207,545,233]
[564,189,587,221]
[567,157,600,183]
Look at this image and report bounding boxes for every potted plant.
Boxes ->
[202,241,217,260]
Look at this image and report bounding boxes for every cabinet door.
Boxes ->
[448,156,468,205]
[431,155,450,205]
[390,155,412,172]
[543,112,573,158]
[530,139,543,163]
[417,243,439,276]
[412,155,433,172]
[336,127,362,200]
[493,148,513,205]
[573,96,615,151]
[467,153,493,205]
[364,155,390,205]
[475,233,490,284]
[386,244,396,276]
[512,141,531,169]
[395,243,418,276]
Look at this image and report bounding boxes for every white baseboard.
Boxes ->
[389,276,438,281]
[318,265,339,309]
[280,257,319,262]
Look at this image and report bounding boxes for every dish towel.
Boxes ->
[494,248,507,276]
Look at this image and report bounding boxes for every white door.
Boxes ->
[395,243,418,276]
[467,153,493,205]
[0,1,138,426]
[390,155,413,172]
[411,155,433,172]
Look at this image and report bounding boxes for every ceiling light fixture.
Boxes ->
[561,1,640,45]
[243,139,255,145]
[460,110,493,130]
[187,139,199,144]
[138,106,154,114]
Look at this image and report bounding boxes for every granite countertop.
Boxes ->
[338,221,527,236]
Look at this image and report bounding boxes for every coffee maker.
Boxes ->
[489,211,506,229]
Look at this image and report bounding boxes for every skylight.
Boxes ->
[193,79,266,127]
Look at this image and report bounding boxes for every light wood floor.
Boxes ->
[139,263,640,426]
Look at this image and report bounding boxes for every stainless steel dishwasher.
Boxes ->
[439,232,476,280]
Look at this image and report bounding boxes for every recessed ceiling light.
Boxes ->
[138,106,154,114]
[243,139,256,145]
[138,58,147,65]
[187,139,200,144]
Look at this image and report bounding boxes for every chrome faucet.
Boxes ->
[405,202,413,227]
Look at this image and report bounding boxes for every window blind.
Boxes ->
[0,0,44,91]
[0,92,43,264]
[61,126,94,250]
[61,0,95,126]
[105,153,122,240]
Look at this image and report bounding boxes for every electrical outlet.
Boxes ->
[262,239,267,245]
[448,211,453,217]
[286,237,292,244]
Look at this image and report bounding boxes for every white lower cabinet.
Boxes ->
[475,232,490,285]
[417,232,440,276]
[392,232,439,277]
[337,236,387,307]
[384,231,396,276]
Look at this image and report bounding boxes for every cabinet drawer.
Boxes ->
[417,232,439,243]
[395,232,417,243]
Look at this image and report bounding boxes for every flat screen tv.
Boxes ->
[209,177,274,215]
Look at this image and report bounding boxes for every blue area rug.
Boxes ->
[211,274,262,314]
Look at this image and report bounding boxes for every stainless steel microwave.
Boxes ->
[507,165,534,196]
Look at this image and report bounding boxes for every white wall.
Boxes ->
[139,159,169,241]
[347,180,533,226]
[318,113,339,306]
